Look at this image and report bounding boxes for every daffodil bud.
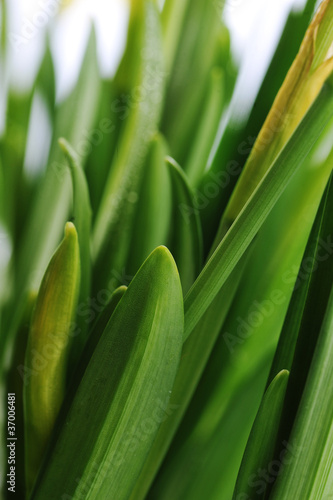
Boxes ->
[24,222,80,495]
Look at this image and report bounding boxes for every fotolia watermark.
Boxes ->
[9,0,69,52]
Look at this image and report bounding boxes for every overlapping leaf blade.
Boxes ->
[92,0,165,291]
[58,138,92,357]
[232,370,289,500]
[217,0,333,238]
[268,172,333,384]
[164,132,333,500]
[199,0,319,249]
[24,222,80,496]
[130,249,252,500]
[15,28,100,300]
[31,246,183,500]
[271,286,333,499]
[126,134,171,277]
[167,157,203,294]
[184,83,333,340]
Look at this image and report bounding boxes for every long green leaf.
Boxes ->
[58,138,92,356]
[34,40,56,120]
[130,248,252,500]
[171,134,333,500]
[232,370,289,500]
[161,0,191,75]
[92,0,165,291]
[126,134,171,277]
[167,157,203,293]
[70,285,127,386]
[150,355,270,500]
[84,78,118,217]
[198,0,318,249]
[184,83,333,340]
[268,172,333,384]
[15,27,100,299]
[31,246,183,500]
[185,67,224,187]
[271,284,333,499]
[260,169,333,497]
[24,222,80,496]
[161,0,231,165]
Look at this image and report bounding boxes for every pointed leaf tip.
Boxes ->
[64,221,77,239]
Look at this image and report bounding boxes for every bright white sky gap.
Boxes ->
[5,0,306,101]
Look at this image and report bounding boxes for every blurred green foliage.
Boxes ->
[0,0,333,499]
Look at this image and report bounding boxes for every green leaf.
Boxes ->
[259,170,333,497]
[161,0,231,165]
[84,78,118,217]
[271,285,333,499]
[184,83,333,340]
[92,0,165,291]
[167,157,203,293]
[31,246,183,500]
[126,134,172,276]
[167,107,332,500]
[0,89,33,242]
[0,40,56,271]
[130,248,251,500]
[218,0,333,238]
[185,67,224,187]
[268,172,333,384]
[1,0,7,53]
[198,0,318,249]
[34,40,56,119]
[172,136,333,500]
[161,0,191,75]
[15,26,100,299]
[24,222,80,496]
[86,285,127,353]
[58,138,92,356]
[150,356,270,500]
[232,370,289,500]
[71,285,127,384]
[50,28,101,160]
